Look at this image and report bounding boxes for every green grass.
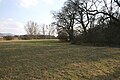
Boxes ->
[0,39,120,80]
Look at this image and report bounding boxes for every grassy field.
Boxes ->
[0,39,120,80]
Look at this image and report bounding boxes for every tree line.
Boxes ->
[52,0,120,46]
[2,21,56,40]
[24,21,56,39]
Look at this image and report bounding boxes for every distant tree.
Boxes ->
[40,24,46,39]
[24,21,40,35]
[46,24,55,39]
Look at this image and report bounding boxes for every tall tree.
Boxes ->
[52,0,120,45]
[88,0,120,22]
[52,0,77,42]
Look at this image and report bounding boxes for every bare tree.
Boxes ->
[88,0,120,22]
[52,0,120,45]
[24,21,40,35]
[39,24,46,39]
[52,0,77,42]
[114,0,120,7]
[46,24,55,39]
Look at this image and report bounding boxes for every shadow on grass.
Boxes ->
[91,67,120,80]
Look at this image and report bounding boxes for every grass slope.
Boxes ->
[0,40,120,80]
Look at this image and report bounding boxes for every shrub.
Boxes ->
[3,36,14,40]
[57,31,69,42]
[19,35,32,40]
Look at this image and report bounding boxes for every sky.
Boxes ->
[0,0,66,35]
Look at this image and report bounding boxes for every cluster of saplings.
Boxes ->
[53,0,120,46]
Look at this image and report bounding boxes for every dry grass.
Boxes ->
[0,40,120,80]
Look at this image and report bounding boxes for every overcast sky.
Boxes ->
[0,0,66,35]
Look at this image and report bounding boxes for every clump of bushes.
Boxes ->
[19,35,32,40]
[3,36,14,40]
[57,31,69,42]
